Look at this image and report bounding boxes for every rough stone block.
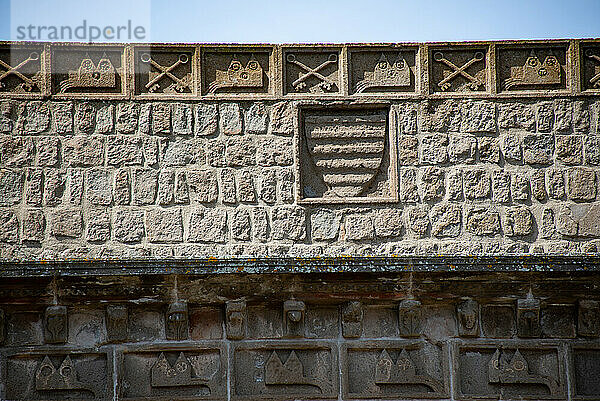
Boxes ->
[116,103,139,134]
[50,208,83,238]
[107,136,143,166]
[523,134,554,165]
[504,206,534,237]
[310,208,340,241]
[231,208,251,241]
[397,135,419,165]
[152,103,171,134]
[36,137,59,167]
[449,134,476,163]
[420,166,444,201]
[187,170,218,203]
[87,207,110,242]
[146,208,183,243]
[466,208,501,236]
[464,169,491,199]
[245,102,269,134]
[374,209,403,238]
[556,135,583,165]
[478,136,500,164]
[0,136,34,167]
[173,103,193,135]
[430,203,462,238]
[405,205,430,238]
[188,207,228,243]
[194,103,218,136]
[219,103,243,135]
[113,209,145,243]
[421,134,448,165]
[86,168,112,206]
[272,206,306,240]
[133,168,158,205]
[0,209,19,243]
[63,136,104,167]
[567,167,596,201]
[23,209,44,241]
[256,137,293,166]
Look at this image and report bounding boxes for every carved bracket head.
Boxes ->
[166,301,188,341]
[106,305,128,342]
[398,299,422,338]
[457,298,479,337]
[284,300,306,338]
[342,301,363,338]
[44,305,67,344]
[517,297,541,338]
[578,300,599,337]
[226,300,247,340]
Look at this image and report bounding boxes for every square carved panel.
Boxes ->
[342,340,448,399]
[349,47,418,94]
[297,105,398,204]
[202,48,272,95]
[284,48,341,95]
[51,45,126,96]
[0,44,45,95]
[134,46,196,96]
[455,341,566,400]
[1,348,112,400]
[581,43,600,92]
[118,343,226,401]
[232,341,338,400]
[429,46,489,93]
[497,44,569,93]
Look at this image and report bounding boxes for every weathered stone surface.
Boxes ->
[161,137,203,166]
[556,135,583,165]
[219,103,243,135]
[107,136,143,166]
[0,210,19,243]
[43,169,64,206]
[523,134,554,165]
[36,137,59,167]
[113,209,145,243]
[431,203,462,238]
[0,136,34,167]
[397,135,419,165]
[226,137,255,166]
[420,167,445,201]
[16,101,50,134]
[87,207,110,242]
[133,168,158,205]
[405,205,430,238]
[578,204,600,237]
[152,103,172,134]
[466,208,501,236]
[256,137,293,166]
[498,102,535,131]
[464,169,491,199]
[492,170,511,203]
[51,102,73,134]
[22,208,44,241]
[157,169,174,205]
[188,208,228,242]
[478,136,500,164]
[449,134,476,163]
[187,170,218,203]
[374,209,403,237]
[194,103,218,136]
[399,168,419,202]
[585,135,600,166]
[50,208,82,238]
[461,100,496,132]
[511,171,529,201]
[501,133,522,162]
[86,168,112,206]
[0,169,23,206]
[114,169,131,205]
[173,103,193,135]
[231,208,251,241]
[421,134,448,165]
[115,103,139,134]
[245,102,269,134]
[269,101,294,135]
[272,206,306,240]
[345,214,374,240]
[63,136,105,167]
[310,209,341,240]
[146,208,183,243]
[567,167,596,201]
[504,206,534,237]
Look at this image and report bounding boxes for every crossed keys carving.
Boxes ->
[0,51,40,92]
[140,53,191,93]
[434,51,485,91]
[585,49,600,88]
[287,53,338,92]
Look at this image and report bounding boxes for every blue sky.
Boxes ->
[0,0,599,42]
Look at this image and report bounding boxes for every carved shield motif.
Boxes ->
[304,109,387,198]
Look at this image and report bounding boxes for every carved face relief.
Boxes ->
[457,299,479,336]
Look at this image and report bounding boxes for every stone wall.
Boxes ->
[0,40,600,400]
[1,41,600,259]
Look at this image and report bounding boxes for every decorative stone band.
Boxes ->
[1,40,600,99]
